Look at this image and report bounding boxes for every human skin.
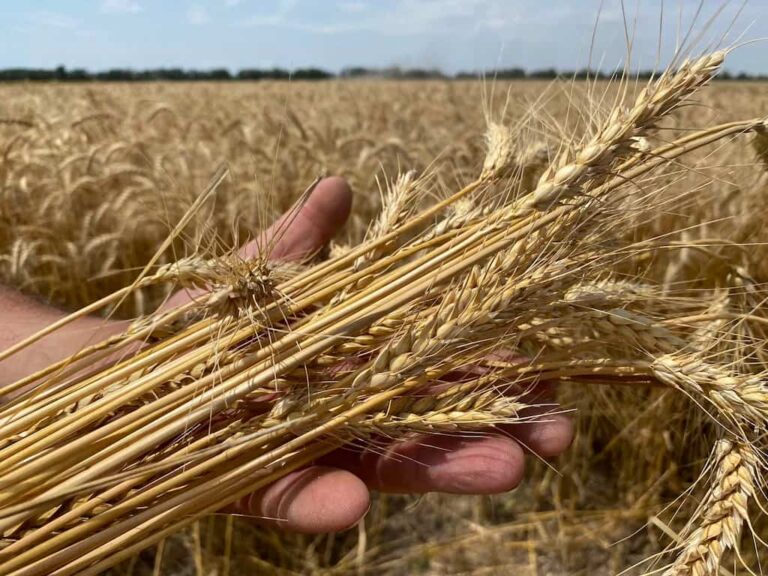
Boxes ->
[0,176,573,534]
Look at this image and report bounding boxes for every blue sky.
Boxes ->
[3,1,767,74]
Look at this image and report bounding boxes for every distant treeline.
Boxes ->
[1,65,766,82]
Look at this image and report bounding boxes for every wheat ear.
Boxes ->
[664,439,759,576]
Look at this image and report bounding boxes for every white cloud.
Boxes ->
[385,0,519,35]
[239,0,522,36]
[187,5,210,25]
[101,0,143,14]
[238,0,297,27]
[240,14,282,27]
[337,1,367,13]
[28,11,80,29]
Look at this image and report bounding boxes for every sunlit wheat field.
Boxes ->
[1,65,768,575]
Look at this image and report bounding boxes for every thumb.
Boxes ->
[239,176,353,262]
[163,177,352,310]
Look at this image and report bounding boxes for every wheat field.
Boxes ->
[1,53,768,576]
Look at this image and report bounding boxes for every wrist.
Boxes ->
[0,286,125,390]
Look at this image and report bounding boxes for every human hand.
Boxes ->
[203,177,574,533]
[0,176,573,534]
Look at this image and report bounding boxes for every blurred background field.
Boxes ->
[3,79,765,308]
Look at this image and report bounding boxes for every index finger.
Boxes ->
[239,176,352,262]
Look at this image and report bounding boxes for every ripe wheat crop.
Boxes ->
[1,45,768,575]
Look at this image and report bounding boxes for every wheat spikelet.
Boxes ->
[480,122,516,180]
[361,396,528,433]
[651,355,768,430]
[522,51,724,211]
[751,120,768,170]
[664,439,759,576]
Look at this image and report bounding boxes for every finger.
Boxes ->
[478,373,572,459]
[239,176,352,262]
[505,410,574,459]
[163,177,351,309]
[350,434,526,494]
[226,466,369,534]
